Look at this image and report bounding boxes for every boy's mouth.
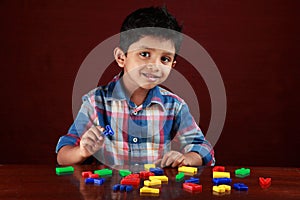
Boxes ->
[141,73,160,82]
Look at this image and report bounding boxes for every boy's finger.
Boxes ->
[81,137,92,146]
[171,155,184,168]
[96,126,105,140]
[85,130,98,143]
[84,138,102,153]
[165,156,175,167]
[154,159,162,165]
[89,127,104,147]
[89,126,103,141]
[179,159,188,167]
[161,152,171,167]
[165,152,180,166]
[90,126,101,135]
[96,126,105,132]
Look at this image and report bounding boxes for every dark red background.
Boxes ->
[1,0,299,166]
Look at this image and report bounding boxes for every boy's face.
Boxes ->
[116,36,176,90]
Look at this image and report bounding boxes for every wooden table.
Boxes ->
[1,164,299,199]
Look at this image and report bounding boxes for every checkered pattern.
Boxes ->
[56,73,215,166]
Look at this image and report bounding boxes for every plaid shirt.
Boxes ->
[56,73,215,166]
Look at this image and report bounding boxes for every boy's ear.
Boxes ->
[172,60,177,68]
[114,47,126,68]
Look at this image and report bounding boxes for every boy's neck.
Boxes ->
[121,76,149,106]
[130,88,149,106]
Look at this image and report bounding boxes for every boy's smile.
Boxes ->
[141,72,161,82]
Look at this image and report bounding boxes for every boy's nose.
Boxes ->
[146,58,161,71]
[146,62,159,72]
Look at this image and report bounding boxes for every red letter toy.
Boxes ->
[183,183,202,192]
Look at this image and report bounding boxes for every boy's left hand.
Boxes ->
[156,151,189,168]
[156,151,203,168]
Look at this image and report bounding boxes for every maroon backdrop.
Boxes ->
[1,0,299,166]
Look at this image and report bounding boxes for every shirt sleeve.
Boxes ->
[172,102,215,166]
[55,94,98,153]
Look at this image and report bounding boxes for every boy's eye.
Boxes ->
[161,56,172,63]
[139,52,150,57]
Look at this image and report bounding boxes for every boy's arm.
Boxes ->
[56,92,104,165]
[57,145,85,165]
[57,126,105,165]
[169,102,215,166]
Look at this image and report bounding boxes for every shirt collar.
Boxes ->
[105,72,166,111]
[106,71,126,100]
[142,85,165,111]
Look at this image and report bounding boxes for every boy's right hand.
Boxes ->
[79,126,105,158]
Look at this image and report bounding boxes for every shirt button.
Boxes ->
[132,111,138,115]
[133,137,138,143]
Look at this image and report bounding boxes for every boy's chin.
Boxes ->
[139,84,157,90]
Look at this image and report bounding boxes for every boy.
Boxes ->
[56,7,215,167]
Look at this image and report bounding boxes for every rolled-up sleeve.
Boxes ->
[172,102,215,166]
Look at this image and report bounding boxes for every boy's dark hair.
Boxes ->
[120,6,183,55]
